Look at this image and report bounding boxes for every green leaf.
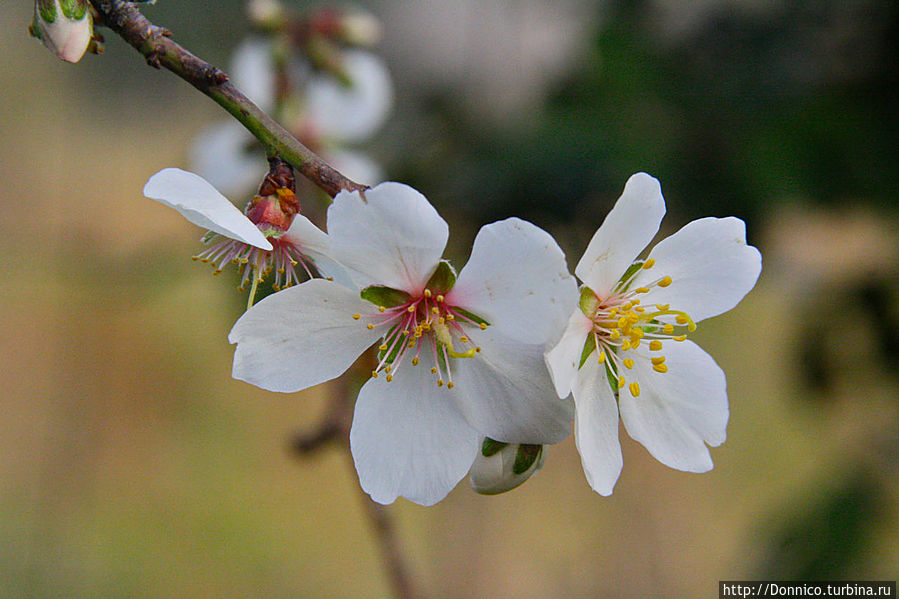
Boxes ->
[512,444,543,475]
[360,286,412,308]
[481,437,508,457]
[425,260,456,294]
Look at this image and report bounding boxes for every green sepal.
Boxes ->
[481,437,508,458]
[512,444,543,475]
[424,260,456,294]
[616,261,644,292]
[605,361,619,393]
[453,307,490,327]
[578,334,597,369]
[37,0,57,23]
[60,0,88,20]
[360,286,412,308]
[579,286,599,317]
[376,325,402,365]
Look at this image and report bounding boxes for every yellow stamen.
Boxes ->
[618,376,626,389]
[479,323,487,330]
[367,324,375,330]
[436,295,444,302]
[656,304,670,311]
[629,382,640,397]
[597,351,606,364]
[459,336,469,343]
[352,313,361,320]
[412,357,419,366]
[407,305,415,313]
[650,340,663,351]
[378,306,386,313]
[651,356,666,365]
[658,276,672,287]
[663,324,674,334]
[642,258,655,269]
[610,329,621,340]
[676,315,689,325]
[371,371,378,378]
[431,307,440,315]
[424,289,432,298]
[386,374,393,382]
[674,335,687,342]
[622,339,632,351]
[437,379,445,387]
[379,344,388,351]
[653,363,668,373]
[385,366,392,373]
[431,367,438,374]
[623,358,635,369]
[635,287,651,294]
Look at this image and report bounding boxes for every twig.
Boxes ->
[88,0,366,198]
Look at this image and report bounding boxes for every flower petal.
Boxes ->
[544,309,594,398]
[451,327,574,445]
[328,182,448,292]
[633,216,762,322]
[350,355,480,506]
[282,214,352,287]
[189,123,263,199]
[572,358,623,496]
[144,167,272,250]
[449,218,578,345]
[305,50,393,143]
[229,279,382,392]
[575,173,666,296]
[617,340,729,473]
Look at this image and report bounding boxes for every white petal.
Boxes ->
[451,328,574,445]
[618,340,729,473]
[633,217,762,322]
[572,358,623,496]
[144,168,272,250]
[229,279,382,392]
[229,37,276,113]
[189,122,263,199]
[544,309,594,398]
[449,218,578,345]
[350,356,480,506]
[575,173,666,296]
[305,50,393,143]
[328,182,448,292]
[281,214,354,288]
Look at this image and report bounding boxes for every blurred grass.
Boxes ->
[1,2,898,598]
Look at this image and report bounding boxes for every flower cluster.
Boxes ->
[146,163,760,504]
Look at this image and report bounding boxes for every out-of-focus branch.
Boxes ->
[88,0,366,198]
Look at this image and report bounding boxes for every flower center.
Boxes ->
[581,258,695,397]
[194,233,315,292]
[352,287,489,388]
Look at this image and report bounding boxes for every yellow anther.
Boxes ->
[479,323,487,330]
[610,329,621,340]
[635,306,646,313]
[608,308,619,318]
[650,340,663,351]
[618,376,626,389]
[378,306,386,313]
[631,328,644,339]
[651,356,666,365]
[446,314,454,321]
[437,317,445,325]
[597,351,606,364]
[402,330,410,336]
[412,357,419,366]
[618,317,629,330]
[379,344,388,351]
[431,367,438,374]
[459,336,469,343]
[623,358,635,369]
[673,335,687,342]
[447,382,454,389]
[629,382,641,397]
[676,315,689,325]
[352,313,361,320]
[408,340,416,348]
[642,258,655,269]
[367,324,375,330]
[437,379,445,387]
[475,347,482,353]
[424,289,432,298]
[635,287,651,294]
[385,366,392,373]
[653,363,668,373]
[656,304,670,311]
[631,339,641,349]
[407,305,415,313]
[386,374,393,382]
[658,276,672,287]
[631,299,640,305]
[431,306,440,315]
[371,371,379,379]
[663,324,675,334]
[436,295,444,302]
[622,339,632,351]
[414,331,422,338]
[688,322,697,332]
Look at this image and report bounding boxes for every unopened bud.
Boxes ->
[469,438,545,495]
[30,0,93,63]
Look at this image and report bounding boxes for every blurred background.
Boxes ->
[2,1,897,597]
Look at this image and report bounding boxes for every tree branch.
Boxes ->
[89,0,367,198]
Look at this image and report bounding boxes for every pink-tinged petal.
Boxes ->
[450,328,574,445]
[618,340,728,473]
[573,358,623,496]
[306,50,394,143]
[350,354,480,506]
[544,309,594,398]
[189,123,262,198]
[328,182,448,292]
[229,279,383,392]
[633,217,762,322]
[449,218,578,345]
[144,168,272,250]
[575,173,666,296]
[282,214,352,287]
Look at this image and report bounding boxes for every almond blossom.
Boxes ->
[229,182,577,505]
[545,173,762,495]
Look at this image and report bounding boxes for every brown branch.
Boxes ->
[89,0,367,198]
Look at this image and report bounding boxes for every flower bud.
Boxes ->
[469,438,545,495]
[29,0,93,63]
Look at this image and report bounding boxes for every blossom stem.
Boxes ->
[88,0,367,198]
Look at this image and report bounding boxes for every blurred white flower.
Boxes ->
[545,173,762,495]
[230,181,576,505]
